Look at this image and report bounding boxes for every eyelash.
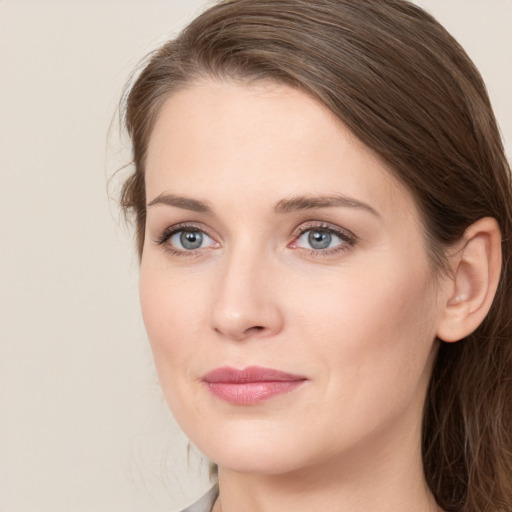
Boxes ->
[153,222,357,258]
[154,223,216,257]
[290,222,357,257]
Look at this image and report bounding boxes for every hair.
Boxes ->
[120,1,512,510]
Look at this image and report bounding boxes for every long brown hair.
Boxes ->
[120,1,512,510]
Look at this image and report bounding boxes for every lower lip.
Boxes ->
[205,380,305,405]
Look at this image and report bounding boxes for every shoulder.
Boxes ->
[177,486,219,512]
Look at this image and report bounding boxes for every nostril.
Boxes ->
[245,326,265,335]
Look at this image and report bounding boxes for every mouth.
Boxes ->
[202,366,307,405]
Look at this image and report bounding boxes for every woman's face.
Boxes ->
[140,81,449,476]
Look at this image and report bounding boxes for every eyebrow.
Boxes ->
[274,194,380,217]
[147,193,213,213]
[147,192,379,217]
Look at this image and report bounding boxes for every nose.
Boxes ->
[210,248,284,341]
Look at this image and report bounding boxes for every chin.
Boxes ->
[188,421,325,476]
[209,446,306,476]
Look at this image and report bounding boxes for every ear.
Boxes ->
[436,217,502,343]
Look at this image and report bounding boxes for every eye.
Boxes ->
[155,224,219,255]
[290,223,356,254]
[300,229,338,250]
[170,229,213,250]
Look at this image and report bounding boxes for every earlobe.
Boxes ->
[436,217,502,343]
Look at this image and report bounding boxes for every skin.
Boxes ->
[140,80,451,512]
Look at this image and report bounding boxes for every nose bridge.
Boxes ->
[210,238,283,340]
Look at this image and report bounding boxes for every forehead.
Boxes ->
[145,80,416,219]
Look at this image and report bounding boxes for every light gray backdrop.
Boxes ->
[1,1,511,511]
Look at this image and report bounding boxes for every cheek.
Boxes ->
[296,270,438,450]
[139,259,222,431]
[292,255,439,393]
[295,257,434,336]
[139,260,207,372]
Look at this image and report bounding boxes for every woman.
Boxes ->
[120,1,512,511]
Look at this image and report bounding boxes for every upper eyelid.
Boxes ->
[162,222,216,238]
[292,221,356,239]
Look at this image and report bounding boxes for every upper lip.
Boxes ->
[202,366,307,383]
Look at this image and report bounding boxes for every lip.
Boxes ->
[202,366,307,405]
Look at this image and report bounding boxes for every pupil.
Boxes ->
[308,230,331,249]
[180,231,203,249]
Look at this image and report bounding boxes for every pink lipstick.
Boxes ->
[202,366,307,405]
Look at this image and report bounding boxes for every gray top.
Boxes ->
[179,486,219,512]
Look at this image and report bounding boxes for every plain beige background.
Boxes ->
[0,1,510,511]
